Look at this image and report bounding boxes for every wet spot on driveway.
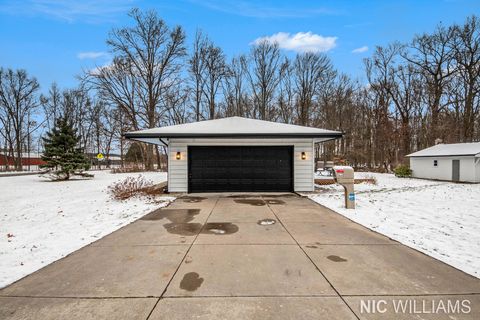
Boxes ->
[202,223,239,235]
[226,194,260,198]
[284,269,302,276]
[163,222,239,236]
[234,199,266,206]
[163,223,203,236]
[265,199,285,205]
[327,255,348,262]
[257,219,276,226]
[260,194,296,198]
[180,272,204,291]
[141,209,200,223]
[179,196,207,203]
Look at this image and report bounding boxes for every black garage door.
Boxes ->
[188,146,293,192]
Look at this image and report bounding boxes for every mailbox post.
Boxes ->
[333,166,355,209]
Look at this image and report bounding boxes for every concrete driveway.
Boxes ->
[1,193,479,319]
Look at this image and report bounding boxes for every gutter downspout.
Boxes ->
[158,138,168,147]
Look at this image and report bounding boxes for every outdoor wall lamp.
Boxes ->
[301,152,306,160]
[176,152,181,160]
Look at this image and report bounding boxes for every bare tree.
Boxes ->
[98,103,122,167]
[223,55,248,117]
[293,52,334,126]
[0,68,40,170]
[403,24,456,145]
[202,43,227,119]
[189,30,208,121]
[389,63,423,159]
[277,57,295,123]
[87,58,140,129]
[364,54,396,168]
[367,44,422,160]
[164,82,191,125]
[63,86,95,151]
[40,82,62,131]
[245,40,282,120]
[93,8,186,169]
[451,15,480,141]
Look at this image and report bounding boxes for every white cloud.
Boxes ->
[88,63,111,76]
[187,0,338,18]
[77,51,108,60]
[352,46,369,54]
[0,0,134,23]
[253,32,337,53]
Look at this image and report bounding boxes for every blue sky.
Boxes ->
[0,0,479,92]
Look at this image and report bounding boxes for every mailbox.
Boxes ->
[333,166,355,209]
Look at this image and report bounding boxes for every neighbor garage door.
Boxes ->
[188,146,293,192]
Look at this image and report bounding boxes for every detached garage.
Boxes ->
[125,117,342,192]
[407,142,480,183]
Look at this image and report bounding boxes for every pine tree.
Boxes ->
[41,117,91,180]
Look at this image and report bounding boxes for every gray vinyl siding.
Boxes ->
[167,138,314,192]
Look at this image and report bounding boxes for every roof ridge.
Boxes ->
[124,117,343,140]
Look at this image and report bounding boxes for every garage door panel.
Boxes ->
[188,146,293,192]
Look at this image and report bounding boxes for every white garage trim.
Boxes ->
[167,138,315,192]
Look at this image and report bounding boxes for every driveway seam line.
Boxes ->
[2,292,480,299]
[0,295,160,299]
[144,298,161,320]
[161,294,344,298]
[0,294,341,299]
[341,292,480,297]
[90,243,402,247]
[145,196,220,319]
[263,195,361,320]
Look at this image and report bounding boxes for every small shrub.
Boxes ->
[394,165,412,178]
[108,175,154,200]
[361,174,378,185]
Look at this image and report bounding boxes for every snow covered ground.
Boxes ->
[308,172,480,278]
[0,171,173,288]
[0,171,39,176]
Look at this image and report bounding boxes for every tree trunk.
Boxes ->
[145,144,154,171]
[401,117,411,163]
[155,146,162,170]
[15,132,22,171]
[463,85,475,142]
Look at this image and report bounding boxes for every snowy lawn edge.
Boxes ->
[0,171,175,288]
[305,172,480,279]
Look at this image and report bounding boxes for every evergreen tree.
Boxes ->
[125,142,144,163]
[41,117,91,180]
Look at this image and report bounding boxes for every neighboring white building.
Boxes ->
[407,142,480,183]
[125,117,342,193]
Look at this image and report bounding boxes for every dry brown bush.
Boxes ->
[108,175,155,200]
